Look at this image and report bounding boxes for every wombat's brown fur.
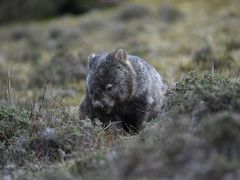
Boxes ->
[79,49,165,133]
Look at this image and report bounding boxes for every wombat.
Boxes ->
[79,48,165,133]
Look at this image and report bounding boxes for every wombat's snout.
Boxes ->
[92,100,113,114]
[92,100,104,110]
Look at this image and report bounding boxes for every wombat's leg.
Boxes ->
[79,95,94,120]
[121,112,149,133]
[135,112,149,131]
[79,98,88,120]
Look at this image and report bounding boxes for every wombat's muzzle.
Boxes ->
[93,100,104,109]
[92,100,112,114]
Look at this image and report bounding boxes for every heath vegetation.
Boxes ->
[0,0,240,179]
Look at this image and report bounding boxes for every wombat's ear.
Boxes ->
[113,48,127,62]
[88,53,96,69]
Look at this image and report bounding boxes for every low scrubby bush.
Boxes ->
[164,72,240,121]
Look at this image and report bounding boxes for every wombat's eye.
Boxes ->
[105,84,113,91]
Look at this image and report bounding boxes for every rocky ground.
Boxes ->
[0,0,240,179]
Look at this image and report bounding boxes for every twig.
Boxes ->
[104,121,112,131]
[7,65,14,105]
[36,81,49,120]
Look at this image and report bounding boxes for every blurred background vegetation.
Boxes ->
[0,0,240,179]
[0,0,239,105]
[0,0,120,23]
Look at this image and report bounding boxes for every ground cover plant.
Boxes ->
[0,0,240,179]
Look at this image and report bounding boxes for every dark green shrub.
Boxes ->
[164,72,240,121]
[198,112,240,155]
[0,106,30,141]
[108,112,240,180]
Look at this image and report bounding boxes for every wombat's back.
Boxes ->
[127,55,164,97]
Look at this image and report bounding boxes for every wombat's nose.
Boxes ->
[93,101,104,109]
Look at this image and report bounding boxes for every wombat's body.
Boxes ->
[79,49,165,132]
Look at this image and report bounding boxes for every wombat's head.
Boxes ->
[86,49,136,114]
